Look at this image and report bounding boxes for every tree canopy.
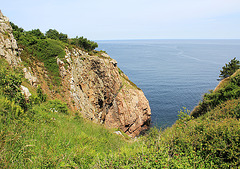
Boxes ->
[45,29,68,43]
[70,36,98,51]
[219,57,240,80]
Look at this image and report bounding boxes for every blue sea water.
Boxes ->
[96,39,240,128]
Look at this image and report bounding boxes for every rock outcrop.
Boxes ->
[0,10,21,66]
[0,11,21,66]
[23,67,38,87]
[20,85,32,100]
[60,49,151,137]
[0,10,38,87]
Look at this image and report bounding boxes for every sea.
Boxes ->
[96,39,240,128]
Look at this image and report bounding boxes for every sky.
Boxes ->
[1,0,240,40]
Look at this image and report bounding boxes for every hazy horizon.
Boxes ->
[2,0,240,40]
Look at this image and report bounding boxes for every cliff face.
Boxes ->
[0,11,151,137]
[59,49,151,137]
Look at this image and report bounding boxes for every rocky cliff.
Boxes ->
[0,10,151,137]
[0,11,21,66]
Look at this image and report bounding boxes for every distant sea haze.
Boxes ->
[97,39,240,128]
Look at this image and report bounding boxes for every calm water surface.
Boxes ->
[97,39,240,128]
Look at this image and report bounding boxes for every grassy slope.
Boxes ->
[1,57,239,168]
[0,95,129,168]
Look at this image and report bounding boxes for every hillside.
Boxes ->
[0,10,151,137]
[0,10,239,168]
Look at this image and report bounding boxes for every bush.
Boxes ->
[71,36,98,51]
[47,99,69,115]
[11,23,66,85]
[0,68,27,110]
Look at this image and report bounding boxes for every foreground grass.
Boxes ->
[1,96,239,168]
[0,99,131,168]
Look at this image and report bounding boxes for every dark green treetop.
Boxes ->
[219,57,240,80]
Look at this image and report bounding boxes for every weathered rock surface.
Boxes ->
[0,10,38,87]
[23,67,38,87]
[0,10,21,66]
[20,85,32,100]
[60,48,151,137]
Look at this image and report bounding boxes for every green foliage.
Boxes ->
[10,22,24,40]
[0,96,25,122]
[28,29,46,39]
[45,29,68,43]
[11,23,66,85]
[47,99,69,115]
[192,71,240,117]
[71,36,98,51]
[37,85,47,102]
[219,57,240,79]
[0,67,27,110]
[11,22,98,86]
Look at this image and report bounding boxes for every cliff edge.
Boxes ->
[0,10,151,137]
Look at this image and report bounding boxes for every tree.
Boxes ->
[219,57,240,80]
[45,29,60,40]
[28,29,45,39]
[71,36,98,51]
[45,29,68,43]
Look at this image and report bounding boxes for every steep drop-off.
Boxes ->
[0,11,151,137]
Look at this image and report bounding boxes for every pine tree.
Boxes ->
[219,57,240,79]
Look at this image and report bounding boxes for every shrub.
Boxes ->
[37,85,47,102]
[11,23,66,85]
[70,36,98,51]
[0,68,27,110]
[47,99,69,115]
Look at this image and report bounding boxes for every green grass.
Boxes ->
[0,99,128,168]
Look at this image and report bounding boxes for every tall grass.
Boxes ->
[0,100,128,168]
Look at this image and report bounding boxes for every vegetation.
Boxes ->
[45,29,68,43]
[1,22,239,168]
[192,66,240,118]
[10,22,99,86]
[70,36,98,51]
[219,57,240,80]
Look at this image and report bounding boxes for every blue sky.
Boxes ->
[1,0,240,40]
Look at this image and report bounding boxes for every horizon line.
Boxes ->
[95,38,240,41]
